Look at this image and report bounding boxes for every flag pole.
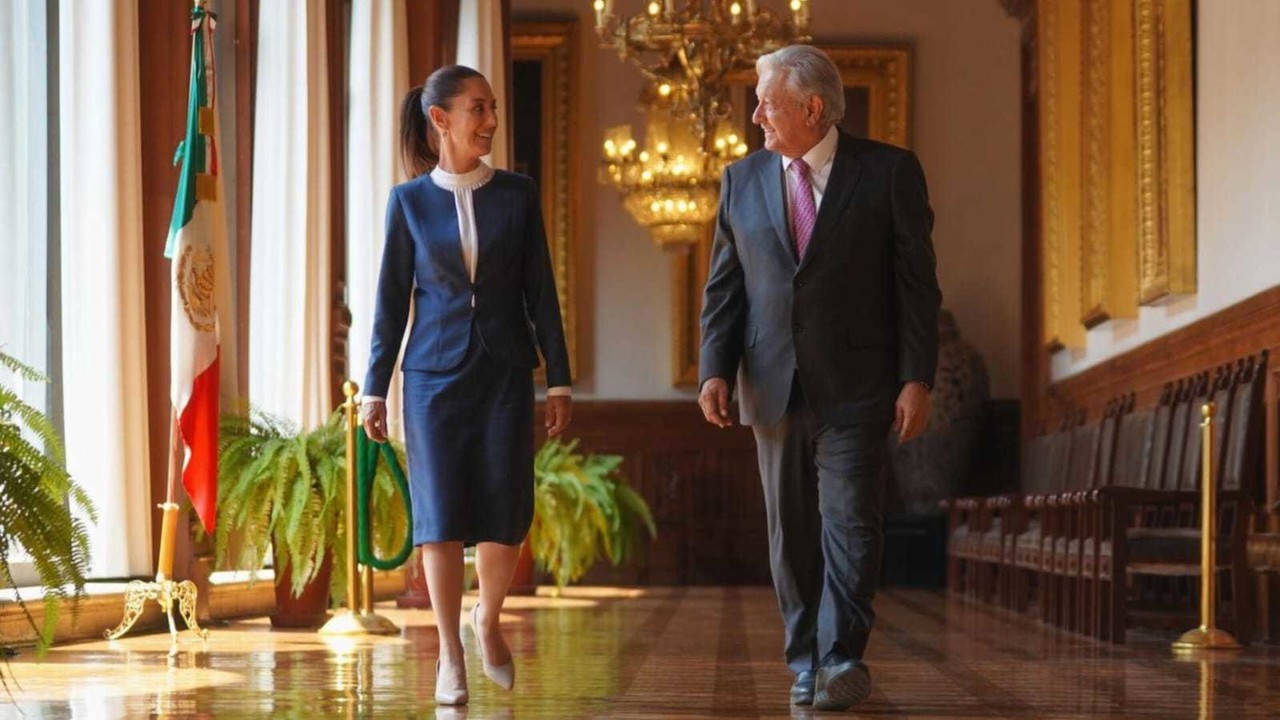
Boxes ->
[157,407,181,582]
[104,0,215,652]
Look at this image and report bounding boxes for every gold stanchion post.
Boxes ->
[1173,402,1242,652]
[320,381,399,636]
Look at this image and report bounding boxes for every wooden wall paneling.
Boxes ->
[1016,0,1046,438]
[405,0,460,84]
[1263,365,1280,641]
[559,398,1014,585]
[1267,365,1280,532]
[672,230,712,388]
[1036,0,1084,352]
[328,0,349,407]
[552,402,767,585]
[235,0,257,403]
[1045,287,1280,427]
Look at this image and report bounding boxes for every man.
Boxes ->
[698,45,941,711]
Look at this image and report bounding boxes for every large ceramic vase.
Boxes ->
[888,309,990,514]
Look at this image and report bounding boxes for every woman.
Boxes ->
[361,65,573,706]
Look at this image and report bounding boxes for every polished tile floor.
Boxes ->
[3,586,1279,718]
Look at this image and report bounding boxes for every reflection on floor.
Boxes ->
[4,586,1280,718]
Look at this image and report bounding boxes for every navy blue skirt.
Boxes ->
[401,328,534,546]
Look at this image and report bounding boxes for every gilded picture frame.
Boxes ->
[512,21,580,384]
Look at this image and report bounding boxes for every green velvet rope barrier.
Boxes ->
[355,428,414,570]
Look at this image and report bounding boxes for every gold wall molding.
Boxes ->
[1136,0,1196,303]
[1080,0,1139,328]
[513,22,580,383]
[672,45,912,387]
[1038,0,1085,350]
[1037,0,1195,351]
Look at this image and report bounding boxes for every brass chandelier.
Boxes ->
[602,86,749,249]
[594,0,812,250]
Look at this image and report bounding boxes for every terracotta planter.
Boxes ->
[269,550,334,629]
[508,536,538,596]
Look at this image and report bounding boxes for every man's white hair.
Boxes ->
[755,44,845,126]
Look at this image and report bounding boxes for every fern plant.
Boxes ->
[207,409,409,604]
[0,351,97,656]
[529,439,656,589]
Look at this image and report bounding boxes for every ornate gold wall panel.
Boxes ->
[513,23,580,383]
[1038,0,1085,350]
[1135,0,1196,303]
[672,45,912,386]
[1080,0,1138,328]
[1038,0,1195,351]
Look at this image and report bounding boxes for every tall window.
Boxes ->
[0,0,54,588]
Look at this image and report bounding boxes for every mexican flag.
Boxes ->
[166,3,223,533]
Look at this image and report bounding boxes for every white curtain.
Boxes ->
[249,0,332,430]
[59,0,153,577]
[347,0,410,439]
[457,0,509,170]
[0,0,49,585]
[0,0,49,414]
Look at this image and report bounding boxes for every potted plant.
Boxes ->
[528,439,656,590]
[0,351,96,673]
[209,409,409,627]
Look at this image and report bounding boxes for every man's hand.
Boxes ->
[893,382,932,443]
[545,395,573,438]
[698,377,735,428]
[362,400,389,443]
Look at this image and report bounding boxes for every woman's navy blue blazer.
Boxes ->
[363,170,570,398]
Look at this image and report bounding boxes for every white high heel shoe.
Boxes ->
[470,603,515,690]
[435,658,469,706]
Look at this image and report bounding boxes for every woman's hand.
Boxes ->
[545,395,573,438]
[362,399,389,443]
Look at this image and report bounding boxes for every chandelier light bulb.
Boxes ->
[596,1,812,249]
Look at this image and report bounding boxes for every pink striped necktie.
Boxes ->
[789,157,816,261]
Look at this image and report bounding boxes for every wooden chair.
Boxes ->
[1087,376,1198,642]
[1098,354,1267,642]
[1004,414,1082,614]
[944,430,1054,600]
[1079,397,1157,639]
[1037,415,1106,628]
[1060,395,1129,633]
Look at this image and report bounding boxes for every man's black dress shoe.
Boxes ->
[814,659,871,711]
[790,670,816,706]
